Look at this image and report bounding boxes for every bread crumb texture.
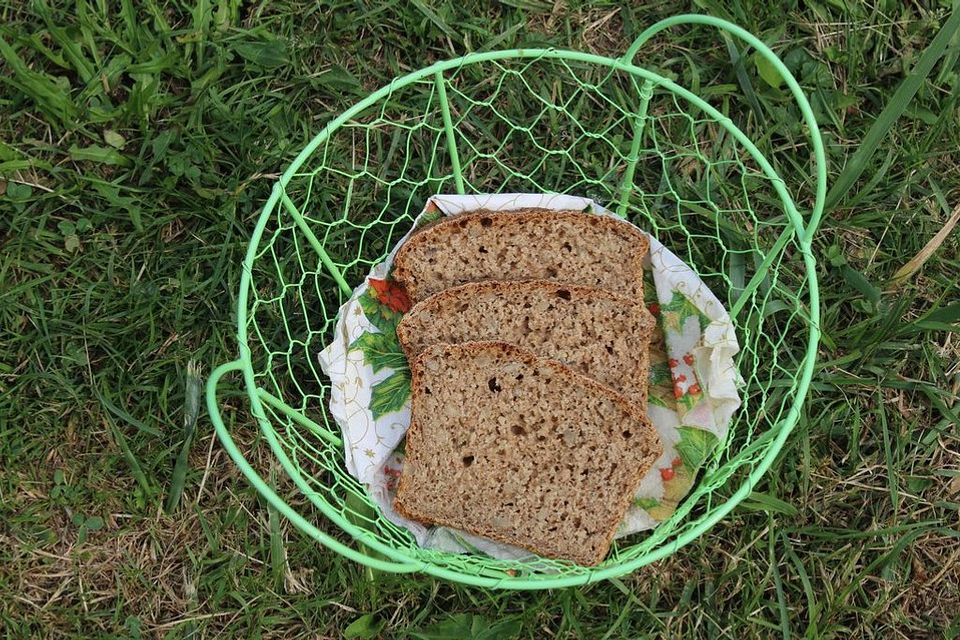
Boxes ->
[394,342,661,566]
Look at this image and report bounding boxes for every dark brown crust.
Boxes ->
[391,209,649,302]
[393,341,662,566]
[395,279,656,412]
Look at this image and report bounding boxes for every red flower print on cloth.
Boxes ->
[648,302,660,315]
[660,467,675,481]
[383,465,402,491]
[369,278,411,313]
[683,353,694,366]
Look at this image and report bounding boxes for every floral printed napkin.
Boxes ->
[318,193,741,557]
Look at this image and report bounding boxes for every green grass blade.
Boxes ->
[103,412,154,497]
[835,527,938,604]
[409,0,455,38]
[34,0,96,83]
[825,5,960,209]
[0,34,80,130]
[165,361,203,513]
[875,396,898,515]
[780,532,819,637]
[723,34,764,120]
[164,442,193,513]
[97,388,163,437]
[268,468,285,592]
[769,527,792,640]
[738,491,799,516]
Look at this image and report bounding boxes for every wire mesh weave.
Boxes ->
[207,16,824,589]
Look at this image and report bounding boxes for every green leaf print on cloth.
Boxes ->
[675,427,719,470]
[659,287,713,333]
[369,370,410,420]
[648,361,672,386]
[633,497,660,510]
[658,288,708,421]
[348,277,413,420]
[349,332,407,374]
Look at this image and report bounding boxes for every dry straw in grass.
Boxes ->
[890,201,960,288]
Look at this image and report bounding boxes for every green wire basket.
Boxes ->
[207,15,825,589]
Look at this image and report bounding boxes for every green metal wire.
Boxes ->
[207,15,825,589]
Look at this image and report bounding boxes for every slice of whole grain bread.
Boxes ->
[396,280,655,412]
[393,341,662,566]
[391,208,649,302]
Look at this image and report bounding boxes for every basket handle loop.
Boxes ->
[622,14,827,242]
[206,360,422,574]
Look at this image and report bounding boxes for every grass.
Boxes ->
[1,0,959,637]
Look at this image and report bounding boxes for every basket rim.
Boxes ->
[211,44,823,589]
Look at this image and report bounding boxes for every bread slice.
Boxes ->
[393,342,662,566]
[392,208,649,302]
[396,280,656,411]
